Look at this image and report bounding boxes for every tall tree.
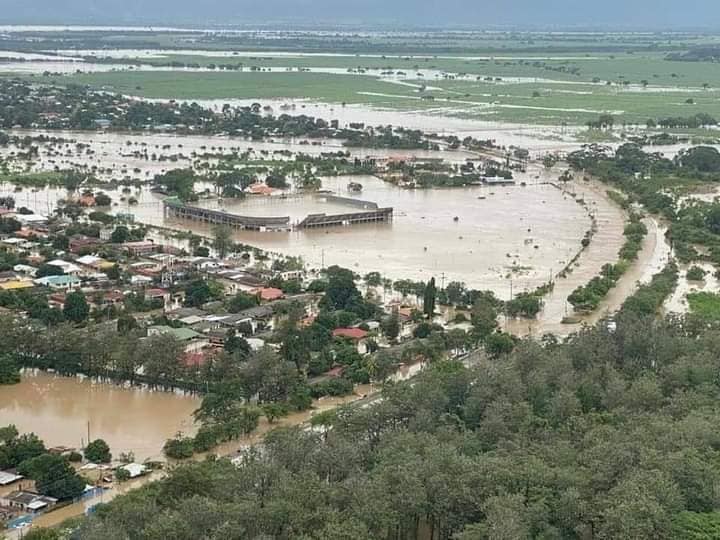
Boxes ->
[63,291,90,324]
[212,225,233,259]
[423,277,437,318]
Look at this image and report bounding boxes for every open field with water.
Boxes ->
[18,51,720,126]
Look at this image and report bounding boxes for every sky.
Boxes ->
[1,0,719,30]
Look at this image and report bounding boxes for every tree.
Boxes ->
[265,173,289,189]
[226,292,258,313]
[320,266,368,316]
[185,279,212,307]
[20,528,62,540]
[0,353,20,385]
[110,225,130,244]
[18,453,85,500]
[485,332,516,357]
[381,311,400,341]
[35,263,64,278]
[678,146,720,173]
[63,291,90,324]
[212,225,233,259]
[153,169,196,201]
[94,192,112,206]
[163,434,195,459]
[63,291,89,324]
[471,297,498,340]
[105,264,121,281]
[85,439,112,463]
[423,277,437,318]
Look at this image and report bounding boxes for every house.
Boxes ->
[144,288,182,311]
[0,471,22,487]
[215,271,265,295]
[14,213,48,227]
[101,291,125,307]
[246,337,266,351]
[247,183,277,196]
[0,279,35,291]
[130,275,153,285]
[69,235,103,254]
[207,329,228,349]
[0,237,30,253]
[119,463,147,479]
[279,270,304,281]
[218,305,275,334]
[332,327,370,354]
[182,352,208,368]
[0,491,57,513]
[13,264,37,277]
[481,176,515,186]
[76,255,114,272]
[0,270,19,283]
[333,327,369,340]
[34,275,81,291]
[122,241,157,256]
[166,307,207,321]
[256,287,284,302]
[147,325,209,353]
[99,227,114,241]
[46,259,82,276]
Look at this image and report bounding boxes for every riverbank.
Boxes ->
[506,176,671,336]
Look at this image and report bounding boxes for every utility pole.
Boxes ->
[87,421,90,446]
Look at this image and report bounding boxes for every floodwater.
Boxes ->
[0,371,200,461]
[506,177,671,336]
[0,130,590,295]
[665,261,720,314]
[175,173,589,293]
[182,98,584,152]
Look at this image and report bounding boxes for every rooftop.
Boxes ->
[34,275,81,287]
[149,325,202,341]
[332,327,369,340]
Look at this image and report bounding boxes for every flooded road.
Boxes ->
[0,371,200,461]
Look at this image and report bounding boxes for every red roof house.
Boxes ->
[258,287,284,302]
[332,327,369,341]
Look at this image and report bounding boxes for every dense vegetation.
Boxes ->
[0,79,436,150]
[63,306,720,540]
[568,214,648,312]
[566,143,720,312]
[0,425,85,501]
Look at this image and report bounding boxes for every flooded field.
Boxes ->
[0,129,595,294]
[0,371,200,461]
[189,174,588,293]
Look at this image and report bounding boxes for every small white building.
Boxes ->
[46,259,83,276]
[120,463,147,479]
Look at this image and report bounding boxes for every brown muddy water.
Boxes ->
[0,371,200,461]
[0,130,592,295]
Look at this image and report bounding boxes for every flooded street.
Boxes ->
[0,372,200,461]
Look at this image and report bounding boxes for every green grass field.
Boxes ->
[138,52,720,87]
[33,65,720,127]
[687,291,720,321]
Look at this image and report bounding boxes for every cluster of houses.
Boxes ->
[0,207,328,367]
[0,448,152,524]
